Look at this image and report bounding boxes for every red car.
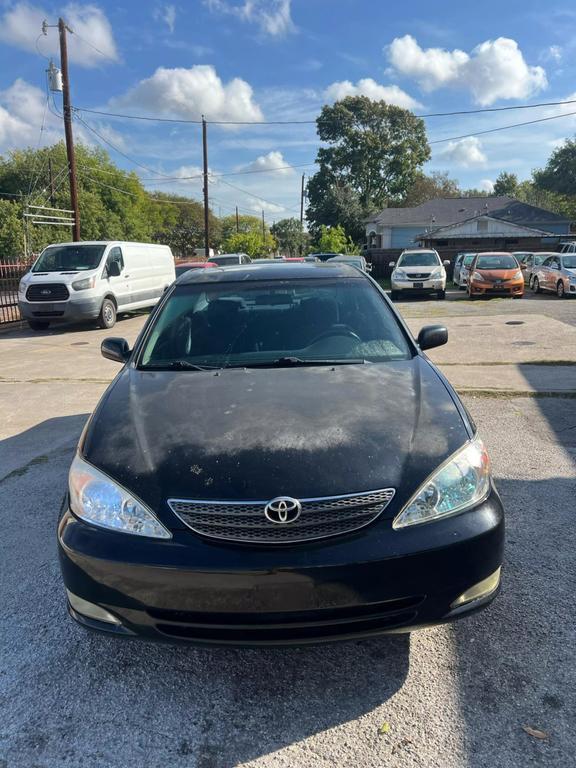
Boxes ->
[175,262,217,278]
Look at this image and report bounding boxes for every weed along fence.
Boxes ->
[0,263,28,325]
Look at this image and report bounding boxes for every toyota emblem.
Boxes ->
[264,496,301,525]
[41,289,51,295]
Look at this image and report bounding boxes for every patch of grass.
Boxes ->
[377,278,391,291]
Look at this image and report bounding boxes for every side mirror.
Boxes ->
[108,261,121,277]
[366,263,373,272]
[388,261,396,267]
[418,325,448,351]
[101,337,130,363]
[443,259,451,266]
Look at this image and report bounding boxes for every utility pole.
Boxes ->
[202,115,210,258]
[48,156,55,206]
[58,17,80,241]
[261,209,266,250]
[300,173,305,227]
[235,206,239,233]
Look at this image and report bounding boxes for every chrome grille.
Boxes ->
[410,272,431,280]
[168,489,395,544]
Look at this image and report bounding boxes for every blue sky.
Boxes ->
[1,0,575,219]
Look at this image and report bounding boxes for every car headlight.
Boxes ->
[393,436,491,529]
[71,275,96,291]
[512,271,522,280]
[393,269,408,280]
[18,280,27,294]
[68,453,172,538]
[472,271,484,281]
[569,275,576,283]
[430,268,443,279]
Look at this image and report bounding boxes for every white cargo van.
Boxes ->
[18,241,175,330]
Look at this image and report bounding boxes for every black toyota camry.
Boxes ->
[58,263,504,645]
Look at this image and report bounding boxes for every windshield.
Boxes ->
[463,255,476,267]
[562,256,576,269]
[139,278,412,368]
[398,252,439,267]
[476,255,518,270]
[32,244,106,273]
[212,256,240,265]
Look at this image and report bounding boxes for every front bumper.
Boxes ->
[391,279,445,294]
[58,489,505,646]
[469,281,523,297]
[18,296,102,322]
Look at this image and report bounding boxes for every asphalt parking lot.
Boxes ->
[1,290,575,768]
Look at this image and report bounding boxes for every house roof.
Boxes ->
[416,215,554,241]
[367,196,570,227]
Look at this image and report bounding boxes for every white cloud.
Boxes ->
[324,79,421,110]
[438,137,487,167]
[154,4,176,33]
[479,179,495,193]
[387,35,547,105]
[542,45,562,62]
[113,65,264,123]
[0,2,118,67]
[0,79,60,150]
[248,200,284,213]
[241,150,293,175]
[204,0,294,37]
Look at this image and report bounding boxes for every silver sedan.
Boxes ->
[532,254,576,298]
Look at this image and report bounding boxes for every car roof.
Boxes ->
[176,262,363,285]
[475,251,513,256]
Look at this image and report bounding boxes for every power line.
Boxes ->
[74,113,180,178]
[73,97,576,125]
[80,171,205,207]
[217,177,300,214]
[70,30,114,61]
[429,108,576,145]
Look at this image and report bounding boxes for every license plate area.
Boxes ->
[413,282,424,288]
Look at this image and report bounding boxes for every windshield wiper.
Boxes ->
[141,360,221,371]
[231,357,367,368]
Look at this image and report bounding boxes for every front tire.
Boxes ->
[27,320,49,331]
[532,277,541,294]
[98,298,117,329]
[557,280,566,299]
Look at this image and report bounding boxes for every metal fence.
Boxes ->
[0,263,28,325]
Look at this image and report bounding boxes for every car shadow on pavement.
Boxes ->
[2,310,149,340]
[0,414,410,768]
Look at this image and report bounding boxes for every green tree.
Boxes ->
[493,172,518,197]
[305,179,366,243]
[534,138,576,196]
[0,199,24,260]
[315,224,356,254]
[0,142,220,256]
[402,171,461,207]
[307,96,430,241]
[223,230,276,258]
[220,214,262,243]
[270,217,308,256]
[147,192,221,257]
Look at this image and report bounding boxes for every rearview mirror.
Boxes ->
[418,325,448,351]
[108,261,121,277]
[388,261,395,267]
[101,337,130,363]
[443,259,451,266]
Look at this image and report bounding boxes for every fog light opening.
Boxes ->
[451,567,501,609]
[66,589,121,625]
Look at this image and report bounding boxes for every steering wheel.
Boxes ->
[308,325,361,346]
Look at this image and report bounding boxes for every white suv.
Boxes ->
[389,249,449,301]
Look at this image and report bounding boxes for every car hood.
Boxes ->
[475,268,519,280]
[82,358,469,524]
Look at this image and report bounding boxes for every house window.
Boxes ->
[477,219,488,233]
